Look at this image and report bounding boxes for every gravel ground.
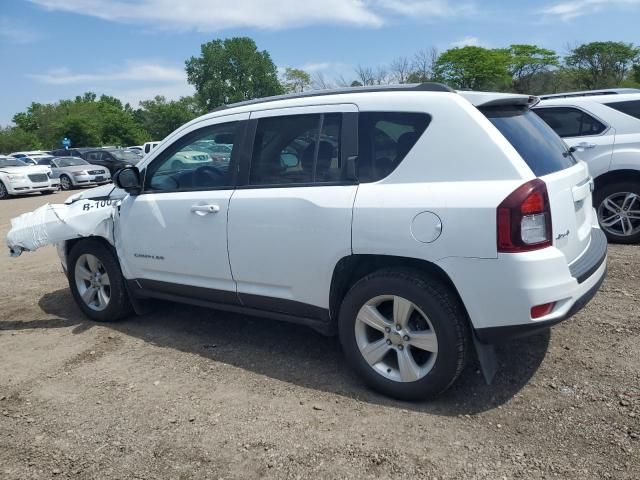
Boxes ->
[0,190,638,480]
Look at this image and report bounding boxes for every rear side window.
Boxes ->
[249,113,342,186]
[483,106,576,177]
[357,112,430,183]
[605,100,640,120]
[534,107,607,137]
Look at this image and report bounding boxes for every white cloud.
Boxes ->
[27,62,185,85]
[540,0,640,20]
[372,0,475,17]
[27,61,193,108]
[28,0,473,30]
[0,16,41,44]
[450,36,481,48]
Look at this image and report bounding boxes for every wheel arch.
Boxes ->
[594,169,640,191]
[329,254,470,325]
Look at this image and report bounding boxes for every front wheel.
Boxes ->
[595,182,640,244]
[59,175,73,191]
[0,181,9,199]
[338,269,469,400]
[67,239,133,322]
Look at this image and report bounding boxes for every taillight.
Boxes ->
[497,179,552,253]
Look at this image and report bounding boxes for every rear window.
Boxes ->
[605,100,640,120]
[482,106,576,177]
[533,107,607,137]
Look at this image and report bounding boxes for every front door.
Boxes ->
[118,113,248,304]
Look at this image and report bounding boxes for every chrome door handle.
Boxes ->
[576,142,597,150]
[191,204,220,215]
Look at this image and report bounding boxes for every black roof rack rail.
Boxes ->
[210,82,453,112]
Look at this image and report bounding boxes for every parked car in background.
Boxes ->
[37,156,111,190]
[127,146,144,153]
[9,150,52,159]
[82,148,142,175]
[0,156,59,199]
[143,141,160,155]
[47,84,607,400]
[21,154,55,166]
[534,90,640,243]
[51,148,96,158]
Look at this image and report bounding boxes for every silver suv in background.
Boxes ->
[534,91,640,243]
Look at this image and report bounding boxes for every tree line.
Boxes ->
[2,37,639,153]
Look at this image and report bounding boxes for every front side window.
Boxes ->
[249,113,342,186]
[534,107,607,137]
[146,121,239,192]
[605,100,640,120]
[357,112,431,183]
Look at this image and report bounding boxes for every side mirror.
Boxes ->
[113,167,142,195]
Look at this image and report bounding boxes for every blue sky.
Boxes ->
[1,0,640,126]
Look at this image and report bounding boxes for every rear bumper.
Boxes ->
[437,227,608,344]
[474,263,606,343]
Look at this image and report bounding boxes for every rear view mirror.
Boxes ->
[280,152,299,168]
[113,167,142,195]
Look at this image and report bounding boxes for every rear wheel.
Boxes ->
[338,269,469,400]
[67,239,133,322]
[595,181,640,244]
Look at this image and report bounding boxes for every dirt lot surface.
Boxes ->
[0,190,638,479]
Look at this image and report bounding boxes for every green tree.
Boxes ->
[506,44,559,93]
[134,95,202,140]
[566,41,640,89]
[433,46,511,90]
[0,127,41,153]
[282,68,311,93]
[185,37,283,110]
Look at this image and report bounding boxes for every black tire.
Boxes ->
[60,174,73,191]
[67,239,133,322]
[338,269,469,400]
[594,181,640,244]
[0,181,8,200]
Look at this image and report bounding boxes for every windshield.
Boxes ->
[111,150,141,163]
[0,158,27,167]
[482,106,576,177]
[58,157,88,167]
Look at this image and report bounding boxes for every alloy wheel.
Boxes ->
[74,253,111,311]
[598,192,640,237]
[60,176,72,190]
[354,295,438,383]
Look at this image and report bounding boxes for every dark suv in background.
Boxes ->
[83,149,142,175]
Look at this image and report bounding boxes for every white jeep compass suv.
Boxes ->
[19,84,607,400]
[534,90,640,243]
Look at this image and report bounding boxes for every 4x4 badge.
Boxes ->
[556,230,570,240]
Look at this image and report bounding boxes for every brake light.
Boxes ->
[497,179,552,252]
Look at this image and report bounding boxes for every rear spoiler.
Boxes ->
[458,91,540,109]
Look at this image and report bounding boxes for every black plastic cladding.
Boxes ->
[209,83,454,112]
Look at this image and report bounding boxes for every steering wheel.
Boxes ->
[193,165,225,187]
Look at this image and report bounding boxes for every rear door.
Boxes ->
[227,105,358,316]
[485,106,595,264]
[534,106,614,178]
